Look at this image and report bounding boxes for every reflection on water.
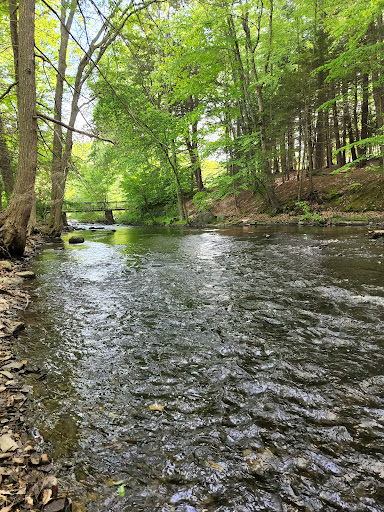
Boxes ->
[18,225,384,511]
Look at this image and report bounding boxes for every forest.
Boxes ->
[0,0,384,255]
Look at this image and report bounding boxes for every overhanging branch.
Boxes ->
[36,112,116,144]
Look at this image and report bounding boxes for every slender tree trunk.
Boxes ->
[186,120,204,192]
[240,9,280,211]
[325,111,332,167]
[372,15,384,164]
[48,1,75,237]
[0,112,14,199]
[170,139,188,222]
[304,103,314,197]
[0,0,37,255]
[287,122,294,174]
[353,81,359,142]
[332,95,345,167]
[357,73,369,164]
[344,99,357,161]
[314,109,326,169]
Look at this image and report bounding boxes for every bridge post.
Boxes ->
[105,209,115,225]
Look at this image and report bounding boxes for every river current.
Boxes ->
[18,225,384,511]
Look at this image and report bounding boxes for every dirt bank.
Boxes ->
[0,234,72,512]
[187,166,384,227]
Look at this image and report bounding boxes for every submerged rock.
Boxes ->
[68,236,84,244]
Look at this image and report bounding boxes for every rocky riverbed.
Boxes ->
[0,235,71,512]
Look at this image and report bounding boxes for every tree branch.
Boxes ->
[0,82,18,102]
[36,113,116,144]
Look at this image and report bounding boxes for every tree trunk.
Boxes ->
[357,73,369,164]
[0,0,37,255]
[325,111,332,167]
[240,9,280,211]
[372,15,384,164]
[314,109,326,169]
[332,95,345,167]
[48,1,75,237]
[0,112,14,199]
[186,120,204,192]
[304,103,314,197]
[8,0,19,89]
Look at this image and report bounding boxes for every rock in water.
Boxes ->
[68,236,84,244]
[370,230,384,239]
[0,260,13,271]
[16,271,36,279]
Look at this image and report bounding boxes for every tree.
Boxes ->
[0,0,37,255]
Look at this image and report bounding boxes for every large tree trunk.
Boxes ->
[0,112,14,200]
[0,0,37,255]
[8,0,19,88]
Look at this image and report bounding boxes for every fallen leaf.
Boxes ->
[0,467,12,475]
[41,488,52,505]
[0,434,18,452]
[25,496,34,506]
[0,387,6,393]
[149,403,165,411]
[205,460,225,471]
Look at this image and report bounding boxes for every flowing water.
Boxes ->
[17,225,384,511]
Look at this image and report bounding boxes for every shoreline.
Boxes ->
[111,210,384,229]
[0,234,72,512]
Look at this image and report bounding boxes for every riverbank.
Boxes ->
[0,234,72,512]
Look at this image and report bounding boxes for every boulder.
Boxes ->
[188,210,217,227]
[68,236,84,244]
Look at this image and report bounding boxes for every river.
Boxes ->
[17,225,384,511]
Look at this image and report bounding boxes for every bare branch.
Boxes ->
[36,112,116,144]
[0,82,18,102]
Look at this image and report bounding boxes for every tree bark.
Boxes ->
[8,0,19,89]
[0,112,14,199]
[0,0,37,255]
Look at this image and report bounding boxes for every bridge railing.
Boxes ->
[63,201,131,212]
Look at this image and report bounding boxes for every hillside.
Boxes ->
[190,166,384,226]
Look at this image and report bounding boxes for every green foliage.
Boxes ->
[296,201,323,223]
[117,484,126,497]
[192,190,212,212]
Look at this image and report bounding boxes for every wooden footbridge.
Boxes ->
[63,201,130,224]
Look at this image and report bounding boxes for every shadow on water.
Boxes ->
[18,225,384,511]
